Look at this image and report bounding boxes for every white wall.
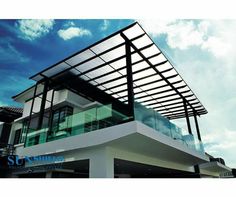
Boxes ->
[22,90,67,118]
[66,91,92,108]
[22,89,93,118]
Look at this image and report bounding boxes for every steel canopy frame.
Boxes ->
[28,22,207,122]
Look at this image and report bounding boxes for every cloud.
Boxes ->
[63,21,76,28]
[100,20,110,31]
[163,20,236,167]
[0,42,29,63]
[139,20,205,50]
[139,19,234,58]
[16,19,55,41]
[200,21,236,58]
[203,129,236,167]
[57,26,92,40]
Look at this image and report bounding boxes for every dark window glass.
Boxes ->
[20,120,28,143]
[13,129,22,145]
[48,106,73,140]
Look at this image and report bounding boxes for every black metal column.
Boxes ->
[25,83,38,145]
[183,99,192,135]
[194,112,202,141]
[49,89,55,123]
[47,89,55,141]
[123,38,134,118]
[37,80,49,130]
[194,165,201,178]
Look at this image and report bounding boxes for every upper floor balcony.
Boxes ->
[13,98,204,155]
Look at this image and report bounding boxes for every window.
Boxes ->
[20,120,28,143]
[48,106,73,140]
[13,129,22,145]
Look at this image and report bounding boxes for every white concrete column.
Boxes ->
[9,173,19,178]
[116,174,131,178]
[45,171,53,178]
[89,148,114,178]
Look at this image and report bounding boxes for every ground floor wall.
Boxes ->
[6,145,202,178]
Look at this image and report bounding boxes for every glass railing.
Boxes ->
[194,138,205,153]
[25,128,48,147]
[134,102,205,153]
[23,102,205,153]
[25,104,130,147]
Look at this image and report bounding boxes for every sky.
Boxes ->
[0,19,235,168]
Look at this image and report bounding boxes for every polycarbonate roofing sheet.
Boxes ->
[30,22,207,119]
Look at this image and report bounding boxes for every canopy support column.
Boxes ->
[194,112,202,141]
[121,33,134,118]
[183,99,192,135]
[37,79,49,130]
[25,83,38,146]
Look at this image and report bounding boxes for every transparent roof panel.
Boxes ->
[109,58,126,69]
[131,53,143,63]
[145,103,163,108]
[66,49,95,66]
[123,24,144,39]
[156,62,172,72]
[76,57,104,73]
[132,35,153,49]
[97,78,127,89]
[134,81,167,92]
[133,69,156,80]
[132,61,149,72]
[87,65,115,78]
[95,72,122,84]
[30,22,207,119]
[141,45,160,57]
[100,45,125,62]
[111,84,127,92]
[149,54,166,65]
[91,34,124,54]
[134,75,161,86]
[80,75,90,81]
[43,62,71,77]
[32,74,44,81]
[69,68,81,75]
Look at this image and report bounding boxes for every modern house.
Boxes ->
[0,22,232,178]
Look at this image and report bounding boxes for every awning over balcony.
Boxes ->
[29,22,207,120]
